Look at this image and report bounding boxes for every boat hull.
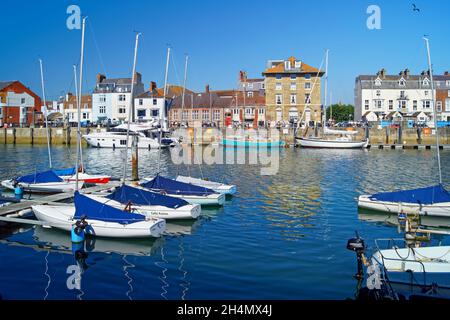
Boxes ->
[358,195,450,217]
[61,173,111,184]
[1,179,83,193]
[32,205,165,238]
[296,137,368,149]
[221,138,285,148]
[82,134,170,149]
[87,194,201,220]
[175,176,237,196]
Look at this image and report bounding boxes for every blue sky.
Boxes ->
[1,0,449,104]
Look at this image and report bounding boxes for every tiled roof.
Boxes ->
[156,85,194,98]
[0,81,16,91]
[262,57,323,75]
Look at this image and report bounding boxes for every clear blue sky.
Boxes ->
[1,0,449,104]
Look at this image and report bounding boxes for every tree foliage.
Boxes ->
[326,104,355,122]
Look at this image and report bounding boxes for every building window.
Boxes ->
[446,99,450,111]
[290,74,297,80]
[99,106,106,114]
[389,100,393,110]
[276,74,282,80]
[284,61,291,70]
[294,61,301,68]
[202,110,209,120]
[423,100,431,109]
[375,100,383,109]
[139,99,143,106]
[182,110,188,120]
[247,83,253,89]
[258,108,265,115]
[137,109,146,117]
[247,91,253,98]
[365,100,369,110]
[376,90,381,96]
[276,94,282,105]
[118,107,126,114]
[118,94,126,101]
[290,94,297,105]
[446,80,450,86]
[399,79,406,86]
[245,108,253,115]
[261,83,265,89]
[423,79,430,86]
[153,99,157,105]
[233,109,239,115]
[437,101,443,112]
[99,95,106,102]
[21,98,25,104]
[304,82,311,90]
[304,74,311,79]
[448,90,450,97]
[276,83,282,90]
[151,109,159,117]
[213,109,221,120]
[304,93,310,104]
[291,82,297,91]
[400,91,406,99]
[172,110,178,120]
[424,90,429,96]
[399,100,406,110]
[413,100,418,111]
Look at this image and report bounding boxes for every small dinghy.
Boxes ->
[175,175,236,196]
[32,191,165,238]
[53,167,111,184]
[91,184,201,220]
[358,184,450,217]
[1,170,82,193]
[141,175,225,206]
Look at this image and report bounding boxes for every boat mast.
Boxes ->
[424,37,442,184]
[73,64,84,174]
[158,46,171,174]
[122,32,141,184]
[181,55,189,123]
[39,59,52,168]
[330,91,333,123]
[323,49,329,129]
[75,17,87,191]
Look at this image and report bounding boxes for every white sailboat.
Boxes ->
[358,37,450,217]
[296,50,368,149]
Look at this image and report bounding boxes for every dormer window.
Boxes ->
[285,61,291,70]
[399,78,406,86]
[423,78,430,86]
[374,77,382,86]
[295,61,301,68]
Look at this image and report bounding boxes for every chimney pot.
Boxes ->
[96,74,106,83]
[205,85,210,93]
[150,81,157,92]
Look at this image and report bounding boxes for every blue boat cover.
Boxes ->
[141,175,216,196]
[106,184,188,209]
[53,167,76,176]
[369,184,450,205]
[16,170,63,184]
[73,191,145,224]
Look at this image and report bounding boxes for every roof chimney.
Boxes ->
[65,92,73,102]
[150,81,157,92]
[96,74,106,83]
[205,84,210,93]
[404,69,410,78]
[444,71,449,76]
[134,72,142,84]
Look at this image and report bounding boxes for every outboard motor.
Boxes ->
[13,179,23,200]
[347,231,366,279]
[71,215,88,243]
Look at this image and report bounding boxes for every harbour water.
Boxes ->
[0,145,449,300]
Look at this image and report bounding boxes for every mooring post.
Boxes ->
[30,127,34,145]
[398,121,402,145]
[131,135,139,181]
[13,128,16,144]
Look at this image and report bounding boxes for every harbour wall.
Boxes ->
[0,127,91,146]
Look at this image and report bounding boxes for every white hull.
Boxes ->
[32,205,165,238]
[87,194,201,220]
[296,137,368,149]
[83,134,166,149]
[372,246,450,273]
[358,195,450,217]
[175,176,237,196]
[166,192,225,206]
[1,179,83,193]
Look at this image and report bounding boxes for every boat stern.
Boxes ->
[149,218,166,238]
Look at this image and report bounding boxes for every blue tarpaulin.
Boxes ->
[106,184,188,209]
[141,175,215,196]
[369,184,450,205]
[73,191,145,224]
[53,167,76,176]
[16,170,63,184]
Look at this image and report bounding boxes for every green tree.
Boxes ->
[325,104,355,123]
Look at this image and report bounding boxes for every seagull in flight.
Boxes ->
[412,4,420,12]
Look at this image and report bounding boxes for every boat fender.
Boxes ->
[71,215,88,243]
[14,184,23,200]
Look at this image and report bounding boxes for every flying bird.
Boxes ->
[412,4,420,12]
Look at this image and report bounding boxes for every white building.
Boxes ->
[355,69,437,125]
[92,73,144,124]
[134,82,165,125]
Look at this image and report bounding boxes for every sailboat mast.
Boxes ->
[122,32,141,184]
[39,59,52,168]
[158,46,171,174]
[73,64,84,173]
[323,49,329,128]
[424,37,442,184]
[181,55,189,120]
[75,17,87,191]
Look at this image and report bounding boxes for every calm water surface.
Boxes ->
[0,145,449,300]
